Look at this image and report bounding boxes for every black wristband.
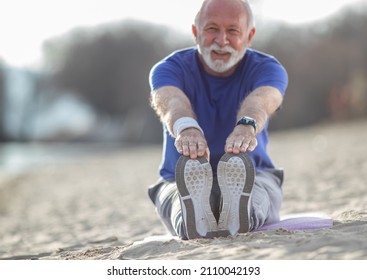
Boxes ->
[236,116,257,132]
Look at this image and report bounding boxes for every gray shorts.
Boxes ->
[148,168,284,239]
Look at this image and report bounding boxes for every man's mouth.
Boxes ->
[211,50,231,59]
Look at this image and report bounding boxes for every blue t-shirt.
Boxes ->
[149,47,288,180]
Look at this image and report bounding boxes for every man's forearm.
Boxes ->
[236,86,283,134]
[151,86,208,159]
[151,86,196,136]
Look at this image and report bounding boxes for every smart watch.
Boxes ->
[236,116,257,132]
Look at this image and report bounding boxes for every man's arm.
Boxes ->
[151,86,208,159]
[225,86,283,154]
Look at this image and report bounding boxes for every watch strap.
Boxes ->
[236,116,257,132]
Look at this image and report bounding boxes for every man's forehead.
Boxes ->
[202,0,246,14]
[199,0,247,24]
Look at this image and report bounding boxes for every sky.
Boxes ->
[0,0,363,68]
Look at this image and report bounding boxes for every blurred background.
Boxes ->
[1,0,367,173]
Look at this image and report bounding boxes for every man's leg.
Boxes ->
[148,180,188,239]
[148,155,283,239]
[249,168,283,230]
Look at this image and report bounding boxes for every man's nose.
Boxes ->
[214,31,229,47]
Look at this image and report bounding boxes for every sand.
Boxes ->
[0,119,366,260]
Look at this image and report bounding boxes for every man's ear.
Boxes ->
[247,27,256,47]
[192,24,198,42]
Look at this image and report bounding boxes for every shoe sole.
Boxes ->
[175,156,218,239]
[217,153,255,236]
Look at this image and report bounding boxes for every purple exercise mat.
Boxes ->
[256,217,333,231]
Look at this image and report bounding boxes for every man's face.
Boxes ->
[193,0,255,76]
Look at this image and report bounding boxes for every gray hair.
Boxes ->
[195,0,255,31]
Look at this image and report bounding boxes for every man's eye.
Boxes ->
[229,29,240,34]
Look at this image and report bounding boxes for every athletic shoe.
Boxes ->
[175,156,218,239]
[217,153,255,236]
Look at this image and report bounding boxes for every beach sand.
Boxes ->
[0,119,366,260]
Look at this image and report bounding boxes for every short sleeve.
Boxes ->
[149,55,185,94]
[252,57,288,96]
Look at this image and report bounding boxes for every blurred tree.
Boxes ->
[43,20,192,142]
[255,4,367,130]
[0,63,6,141]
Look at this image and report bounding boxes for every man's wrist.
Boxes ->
[173,117,204,138]
[236,116,257,132]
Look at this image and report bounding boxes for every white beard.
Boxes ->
[198,43,247,73]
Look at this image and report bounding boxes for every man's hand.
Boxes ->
[225,125,257,154]
[175,128,209,160]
